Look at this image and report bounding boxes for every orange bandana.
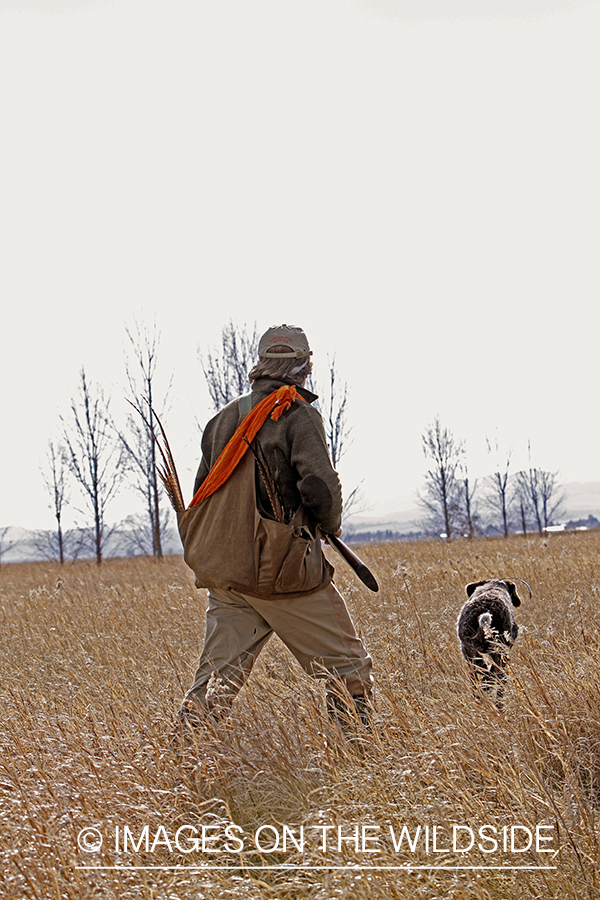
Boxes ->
[188,385,304,508]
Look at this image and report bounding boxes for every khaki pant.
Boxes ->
[184,581,373,714]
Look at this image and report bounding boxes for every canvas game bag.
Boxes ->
[177,396,333,600]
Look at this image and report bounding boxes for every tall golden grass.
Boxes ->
[0,532,599,899]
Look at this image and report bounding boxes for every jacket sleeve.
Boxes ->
[288,406,343,534]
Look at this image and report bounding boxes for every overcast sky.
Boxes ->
[1,0,598,532]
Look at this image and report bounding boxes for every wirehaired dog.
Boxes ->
[457,579,523,705]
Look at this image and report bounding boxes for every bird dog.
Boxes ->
[457,579,523,705]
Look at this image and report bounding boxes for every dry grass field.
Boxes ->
[1,531,599,900]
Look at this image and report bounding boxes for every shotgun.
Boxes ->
[324,533,379,593]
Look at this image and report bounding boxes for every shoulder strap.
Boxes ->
[188,385,304,508]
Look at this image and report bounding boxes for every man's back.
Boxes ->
[194,376,342,535]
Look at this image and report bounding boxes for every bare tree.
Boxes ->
[419,416,464,540]
[31,527,88,563]
[514,466,563,534]
[61,368,124,566]
[119,319,172,559]
[308,355,351,469]
[458,459,478,539]
[40,440,69,564]
[111,511,173,558]
[307,355,363,519]
[513,442,563,535]
[485,435,513,537]
[201,320,259,411]
[538,468,563,528]
[513,477,530,536]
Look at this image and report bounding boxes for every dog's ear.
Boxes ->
[503,580,522,607]
[466,581,486,597]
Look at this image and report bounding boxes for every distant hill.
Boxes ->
[0,524,183,565]
[343,480,600,541]
[344,506,423,539]
[558,481,600,519]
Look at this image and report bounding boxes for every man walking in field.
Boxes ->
[177,324,373,737]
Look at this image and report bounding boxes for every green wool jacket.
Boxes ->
[193,377,343,535]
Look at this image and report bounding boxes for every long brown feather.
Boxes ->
[127,400,185,512]
[240,434,284,523]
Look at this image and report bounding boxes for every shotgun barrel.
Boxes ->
[325,533,379,593]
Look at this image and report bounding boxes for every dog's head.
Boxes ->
[466,579,522,607]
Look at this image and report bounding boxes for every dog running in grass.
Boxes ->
[457,579,523,705]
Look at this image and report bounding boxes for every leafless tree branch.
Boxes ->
[200,320,259,411]
[484,435,513,537]
[119,317,173,558]
[419,416,464,540]
[512,441,564,534]
[40,440,69,564]
[61,368,125,566]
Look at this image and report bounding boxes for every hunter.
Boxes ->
[178,324,373,736]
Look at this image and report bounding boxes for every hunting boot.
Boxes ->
[170,701,208,758]
[352,693,372,729]
[326,692,372,733]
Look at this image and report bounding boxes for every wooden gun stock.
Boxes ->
[325,533,379,593]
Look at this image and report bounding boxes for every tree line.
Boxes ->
[28,320,356,567]
[419,415,564,540]
[16,322,567,567]
[36,320,171,566]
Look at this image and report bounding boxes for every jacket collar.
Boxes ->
[251,377,318,405]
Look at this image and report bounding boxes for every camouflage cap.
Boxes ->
[258,324,312,359]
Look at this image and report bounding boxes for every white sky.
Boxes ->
[1,0,598,531]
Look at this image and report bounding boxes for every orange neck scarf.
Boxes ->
[188,384,304,508]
